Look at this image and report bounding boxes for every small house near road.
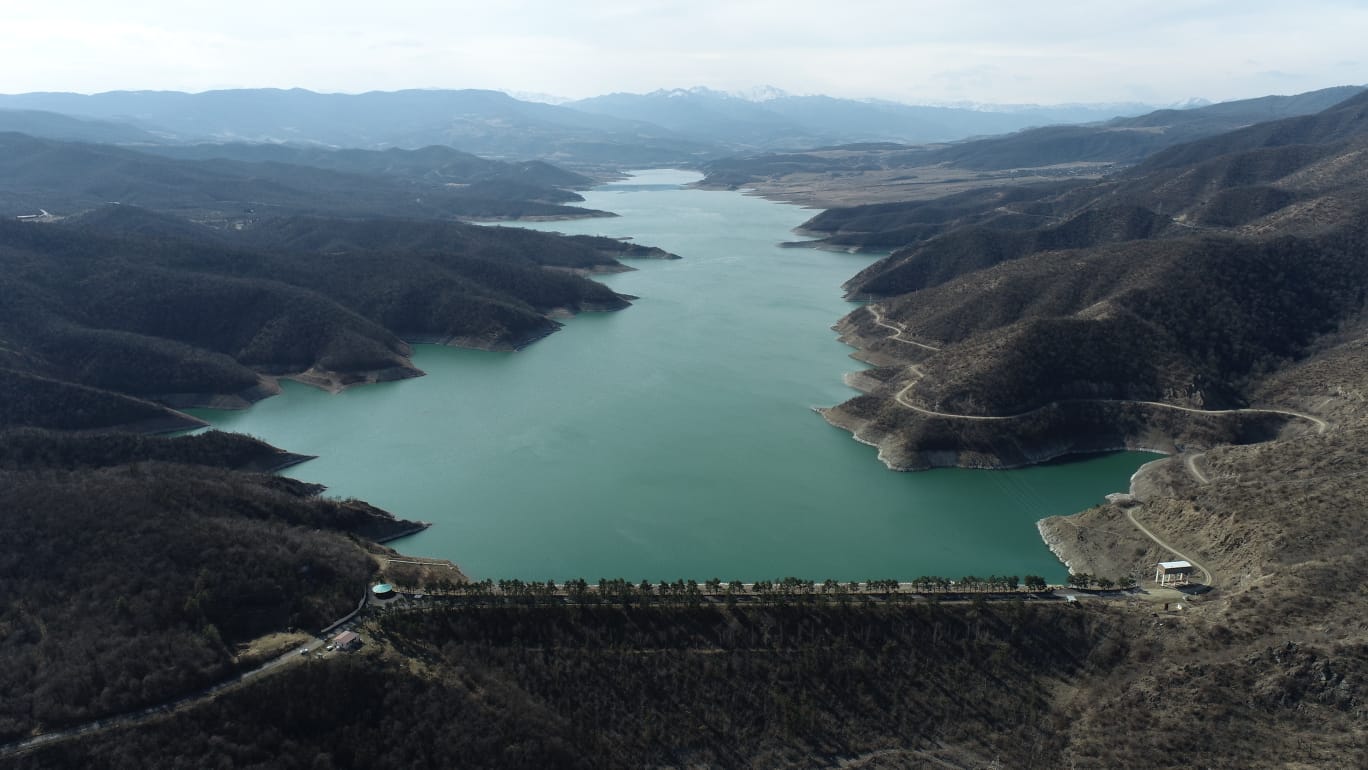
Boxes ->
[1155,560,1194,586]
[332,630,361,651]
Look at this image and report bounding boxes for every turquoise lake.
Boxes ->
[193,169,1152,583]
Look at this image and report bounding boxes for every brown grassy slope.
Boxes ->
[843,93,1368,300]
[828,223,1367,430]
[822,120,1368,462]
[1042,329,1368,767]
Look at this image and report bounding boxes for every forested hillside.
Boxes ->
[142,142,596,191]
[0,434,426,743]
[0,428,309,473]
[0,133,605,222]
[9,603,1124,768]
[822,89,1368,468]
[0,200,664,424]
[0,123,686,755]
[13,592,1366,769]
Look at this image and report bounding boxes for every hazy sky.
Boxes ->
[3,0,1365,105]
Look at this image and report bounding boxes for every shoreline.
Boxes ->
[816,398,1171,578]
[816,403,1170,472]
[104,223,655,583]
[1036,519,1076,575]
[371,523,433,545]
[460,209,619,223]
[1034,454,1181,581]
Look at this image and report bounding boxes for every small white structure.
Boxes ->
[1155,560,1194,586]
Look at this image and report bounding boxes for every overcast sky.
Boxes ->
[3,0,1364,105]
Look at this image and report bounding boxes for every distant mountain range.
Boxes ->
[926,85,1368,170]
[0,108,163,144]
[0,89,711,166]
[5,85,1363,170]
[566,86,1161,148]
[700,85,1367,192]
[0,86,1182,166]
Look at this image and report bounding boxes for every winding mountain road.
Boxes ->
[863,301,1340,593]
[1184,452,1211,484]
[867,305,941,351]
[869,304,1331,436]
[1125,506,1217,588]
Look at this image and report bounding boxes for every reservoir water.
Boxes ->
[194,169,1151,583]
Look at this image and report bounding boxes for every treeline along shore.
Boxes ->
[370,574,1137,605]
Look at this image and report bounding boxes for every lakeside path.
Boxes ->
[868,304,942,351]
[1125,505,1218,588]
[1185,452,1211,484]
[865,304,1331,435]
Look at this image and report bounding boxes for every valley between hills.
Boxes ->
[3,86,1368,768]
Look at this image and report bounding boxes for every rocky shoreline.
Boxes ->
[1036,519,1077,575]
[817,399,1175,472]
[282,364,425,394]
[1035,455,1184,581]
